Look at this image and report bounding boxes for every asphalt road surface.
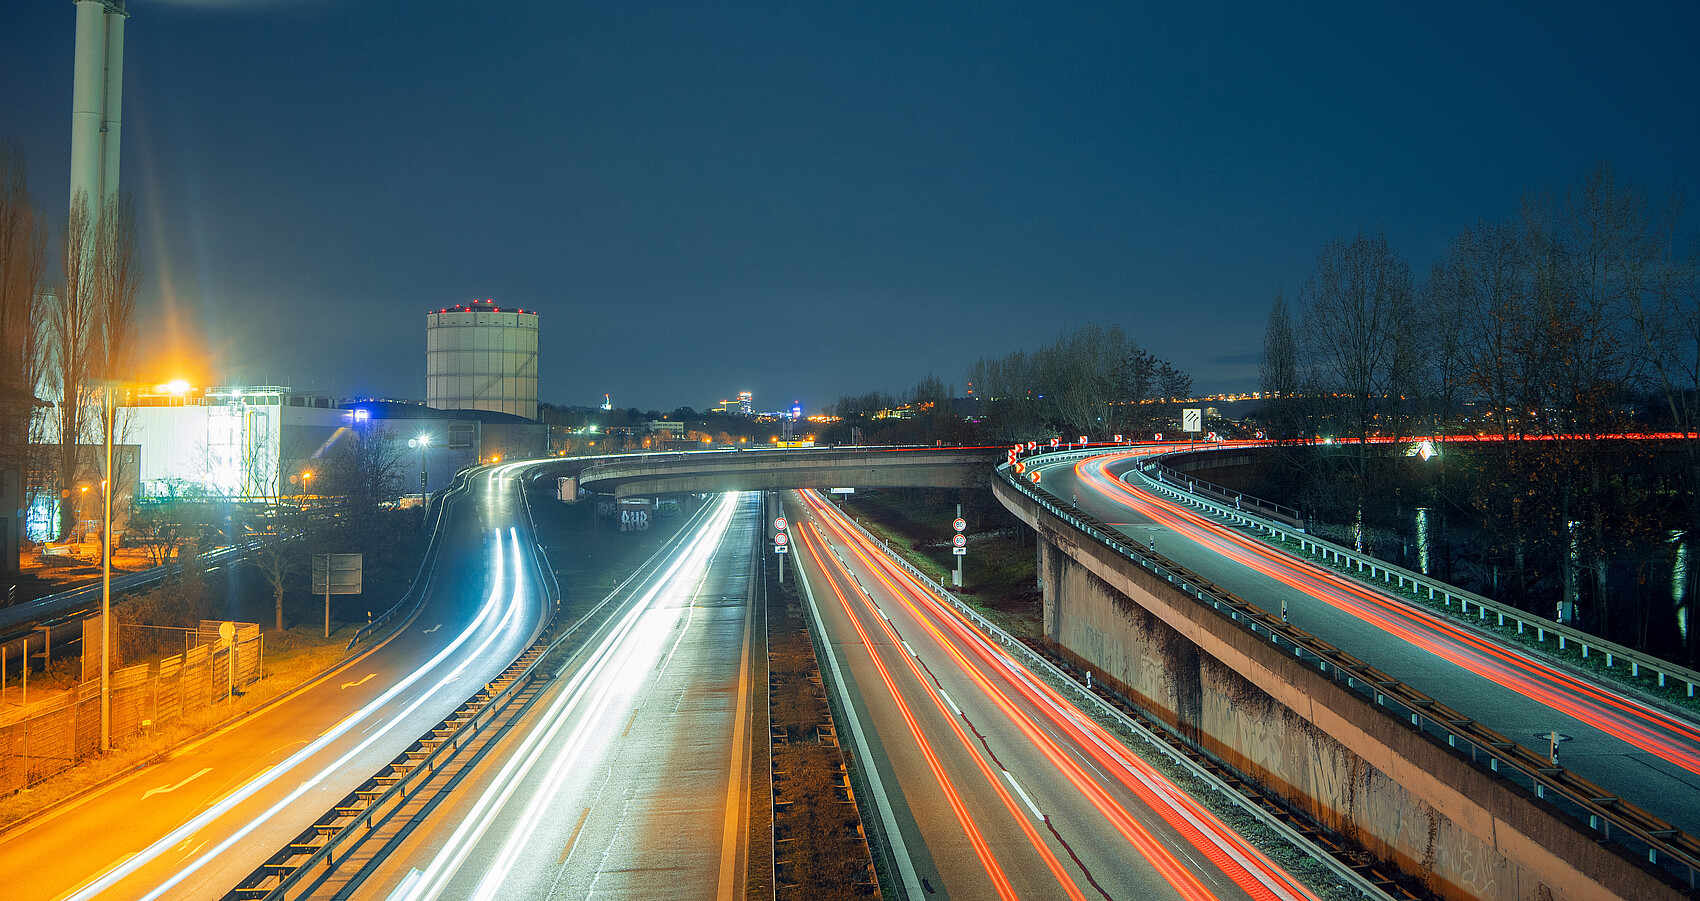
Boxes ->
[0,462,554,901]
[789,489,1323,901]
[355,491,760,901]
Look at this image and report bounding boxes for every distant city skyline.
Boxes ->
[3,2,1696,414]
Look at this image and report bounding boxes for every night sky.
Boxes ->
[4,2,1697,414]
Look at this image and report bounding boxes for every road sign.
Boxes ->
[775,545,789,554]
[951,534,966,548]
[774,517,787,531]
[774,532,788,546]
[952,518,966,532]
[953,546,967,556]
[1182,408,1202,432]
[311,554,363,595]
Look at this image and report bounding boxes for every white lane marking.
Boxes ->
[936,689,963,718]
[795,540,927,901]
[141,768,212,801]
[423,624,442,635]
[341,673,377,689]
[901,640,917,658]
[1002,770,1045,822]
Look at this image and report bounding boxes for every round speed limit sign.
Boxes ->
[951,534,967,548]
[774,517,787,531]
[952,518,966,532]
[774,532,788,546]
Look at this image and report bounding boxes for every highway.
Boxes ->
[1039,448,1700,837]
[788,489,1327,901]
[0,462,554,901]
[347,491,759,901]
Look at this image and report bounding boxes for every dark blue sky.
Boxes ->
[4,2,1697,413]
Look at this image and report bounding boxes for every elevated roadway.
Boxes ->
[1014,446,1700,898]
[1044,448,1700,836]
[0,462,557,901]
[577,446,1003,499]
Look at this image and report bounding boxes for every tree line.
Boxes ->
[1,141,141,543]
[1258,162,1700,659]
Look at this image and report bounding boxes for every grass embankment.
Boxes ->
[834,490,1041,639]
[767,540,878,899]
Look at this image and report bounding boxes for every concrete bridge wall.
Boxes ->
[995,477,1675,901]
[577,447,1002,498]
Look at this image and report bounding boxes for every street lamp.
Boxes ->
[408,433,433,505]
[97,378,189,753]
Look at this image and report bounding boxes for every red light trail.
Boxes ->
[1069,450,1700,777]
[799,490,1320,901]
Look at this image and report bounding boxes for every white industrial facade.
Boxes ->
[124,387,351,500]
[425,300,539,420]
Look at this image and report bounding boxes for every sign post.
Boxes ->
[951,506,967,588]
[773,516,788,583]
[312,553,364,638]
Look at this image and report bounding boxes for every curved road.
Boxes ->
[0,462,554,901]
[1038,447,1700,837]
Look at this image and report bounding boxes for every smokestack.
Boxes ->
[69,0,127,214]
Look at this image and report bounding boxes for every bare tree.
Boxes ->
[51,192,99,540]
[1258,294,1299,441]
[0,144,49,520]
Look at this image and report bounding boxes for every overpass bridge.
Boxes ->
[575,446,1004,498]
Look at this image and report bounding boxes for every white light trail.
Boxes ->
[400,493,741,901]
[68,516,532,901]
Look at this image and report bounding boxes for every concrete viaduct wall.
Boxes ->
[577,447,1002,498]
[994,476,1677,901]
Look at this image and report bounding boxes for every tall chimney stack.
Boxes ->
[69,0,127,214]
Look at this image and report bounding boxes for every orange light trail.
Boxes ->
[1071,450,1700,776]
[802,491,1320,901]
[795,522,1021,901]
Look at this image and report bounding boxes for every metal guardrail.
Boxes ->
[806,491,1398,901]
[1002,453,1700,892]
[0,540,257,638]
[230,491,724,900]
[344,470,474,651]
[1143,452,1305,527]
[1128,454,1700,701]
[227,639,549,900]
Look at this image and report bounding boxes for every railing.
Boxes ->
[808,491,1398,901]
[231,494,724,900]
[1000,453,1700,891]
[1142,452,1305,527]
[1128,454,1700,701]
[344,470,474,651]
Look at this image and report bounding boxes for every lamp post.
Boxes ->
[99,384,114,752]
[408,433,433,505]
[98,379,188,753]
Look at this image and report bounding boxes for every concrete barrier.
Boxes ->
[998,477,1683,901]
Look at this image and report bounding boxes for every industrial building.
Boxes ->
[425,300,539,421]
[121,385,351,501]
